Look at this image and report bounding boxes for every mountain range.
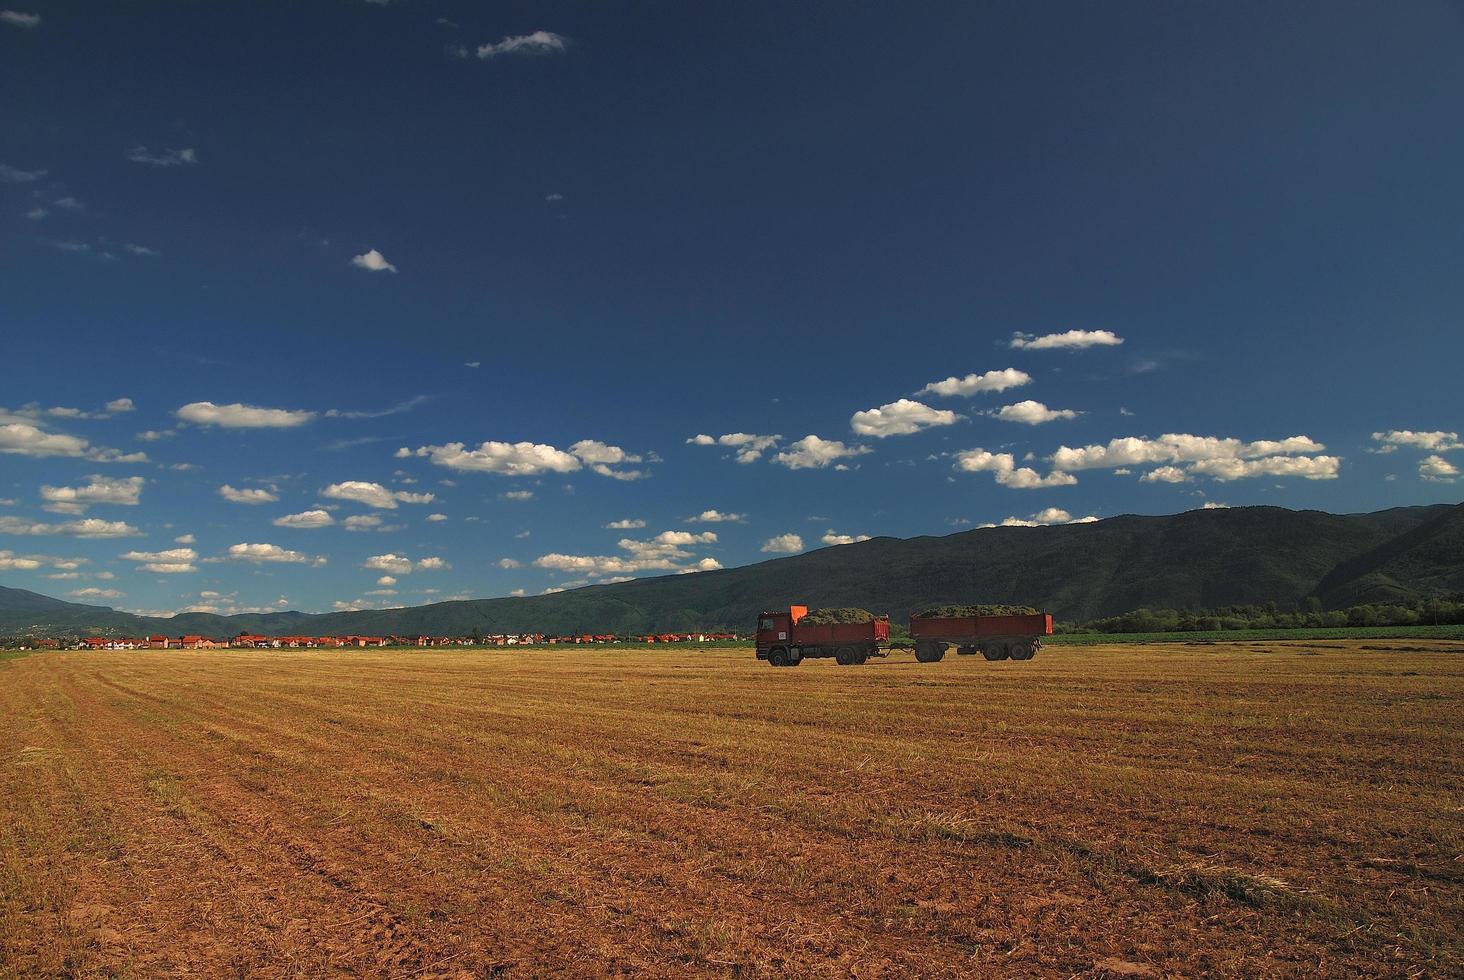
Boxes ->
[2,502,1460,638]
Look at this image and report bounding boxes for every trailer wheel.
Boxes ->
[915,642,945,663]
[835,647,855,665]
[769,647,789,667]
[982,645,1008,661]
[854,651,869,665]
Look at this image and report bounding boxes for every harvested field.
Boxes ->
[2,640,1461,977]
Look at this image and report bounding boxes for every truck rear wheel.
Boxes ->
[1007,642,1030,661]
[982,645,1008,661]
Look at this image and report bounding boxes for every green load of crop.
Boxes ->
[912,604,1039,619]
[799,607,876,625]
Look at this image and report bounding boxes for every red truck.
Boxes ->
[756,605,890,667]
[909,612,1053,662]
[755,605,1052,666]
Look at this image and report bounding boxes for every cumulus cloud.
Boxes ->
[1202,501,1230,509]
[501,490,534,501]
[1372,430,1462,453]
[125,146,198,167]
[605,518,646,529]
[850,399,961,438]
[772,435,872,470]
[321,481,435,510]
[498,558,522,569]
[977,508,1099,529]
[918,368,1032,398]
[121,547,198,574]
[40,475,144,513]
[760,533,804,554]
[685,510,744,523]
[1051,433,1337,482]
[342,514,384,532]
[566,439,647,480]
[218,484,279,504]
[821,530,871,546]
[686,432,782,463]
[228,543,325,565]
[1419,455,1459,483]
[953,449,1077,489]
[1009,329,1124,350]
[364,554,413,574]
[177,402,316,428]
[0,550,86,571]
[71,588,124,600]
[1140,466,1190,484]
[0,516,140,538]
[990,400,1080,425]
[351,249,397,273]
[677,558,723,574]
[476,30,566,59]
[400,440,582,476]
[0,420,144,463]
[273,509,335,529]
[533,530,718,579]
[416,556,449,570]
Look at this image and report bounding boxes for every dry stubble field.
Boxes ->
[1,640,1461,978]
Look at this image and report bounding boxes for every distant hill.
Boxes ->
[2,503,1460,638]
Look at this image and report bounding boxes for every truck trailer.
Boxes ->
[755,605,891,667]
[755,605,1052,666]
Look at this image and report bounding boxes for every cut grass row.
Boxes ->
[1047,623,1464,644]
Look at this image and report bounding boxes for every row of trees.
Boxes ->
[1066,596,1464,634]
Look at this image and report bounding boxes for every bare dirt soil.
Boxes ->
[2,640,1460,977]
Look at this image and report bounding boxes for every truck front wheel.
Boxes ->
[769,647,790,667]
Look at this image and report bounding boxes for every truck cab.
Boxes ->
[755,605,806,661]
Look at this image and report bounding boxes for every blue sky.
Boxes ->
[2,1,1461,617]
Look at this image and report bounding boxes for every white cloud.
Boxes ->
[0,549,86,571]
[1419,455,1459,483]
[177,401,316,428]
[70,588,123,600]
[685,509,743,523]
[351,249,397,273]
[773,435,872,470]
[425,513,448,522]
[532,530,717,578]
[228,543,325,565]
[0,420,143,463]
[125,146,198,167]
[821,530,871,546]
[990,400,1080,425]
[1009,329,1124,350]
[568,439,646,480]
[1372,430,1462,453]
[677,558,723,574]
[137,430,175,442]
[0,162,45,181]
[1201,501,1230,509]
[498,558,521,569]
[465,361,481,368]
[401,440,581,476]
[120,547,198,571]
[1140,466,1191,484]
[40,475,145,513]
[322,481,435,509]
[977,508,1099,529]
[918,368,1032,398]
[605,518,646,529]
[218,484,279,504]
[686,432,782,463]
[104,398,135,413]
[760,533,804,554]
[850,399,960,438]
[273,509,335,529]
[0,516,140,538]
[953,449,1076,489]
[501,490,534,501]
[1051,433,1336,483]
[476,30,566,59]
[0,10,39,28]
[361,553,445,573]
